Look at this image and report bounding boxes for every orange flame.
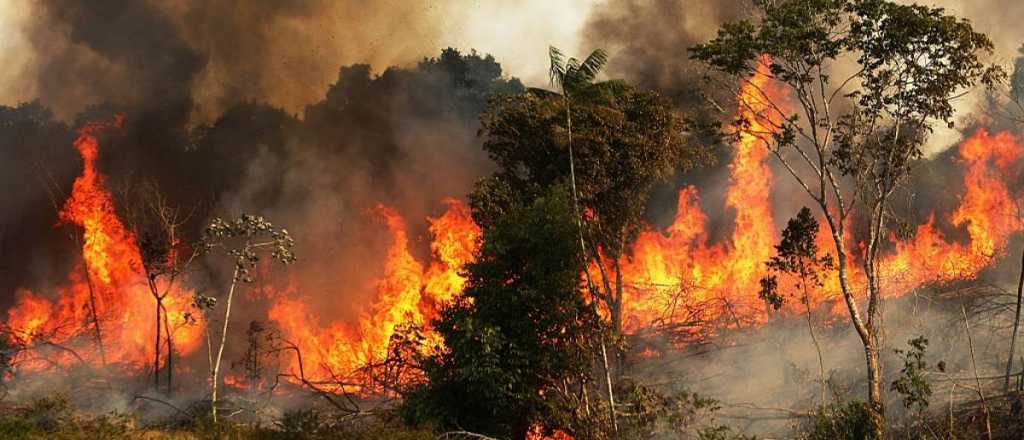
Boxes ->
[6,115,203,371]
[268,58,1024,387]
[883,129,1023,293]
[268,199,480,383]
[616,58,786,333]
[615,69,1023,332]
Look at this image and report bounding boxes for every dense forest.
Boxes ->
[2,0,1024,439]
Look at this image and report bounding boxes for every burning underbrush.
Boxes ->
[0,66,1019,423]
[0,42,1022,440]
[1,92,1021,430]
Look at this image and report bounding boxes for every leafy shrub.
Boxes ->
[801,401,876,440]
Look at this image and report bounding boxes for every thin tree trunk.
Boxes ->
[600,338,618,433]
[960,295,993,440]
[800,269,827,404]
[162,302,174,395]
[824,207,884,439]
[211,266,240,423]
[1005,248,1024,391]
[154,299,161,392]
[564,93,619,433]
[83,266,107,366]
[863,200,888,440]
[865,333,885,439]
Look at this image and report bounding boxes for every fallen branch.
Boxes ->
[131,394,191,418]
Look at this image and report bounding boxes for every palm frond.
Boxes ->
[549,46,567,88]
[575,49,609,84]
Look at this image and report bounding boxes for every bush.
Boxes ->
[801,401,876,440]
[0,394,133,439]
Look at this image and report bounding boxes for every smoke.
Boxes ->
[0,1,1021,432]
[581,0,748,106]
[580,0,752,238]
[634,283,1020,437]
[0,0,594,122]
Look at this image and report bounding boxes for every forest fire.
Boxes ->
[267,198,481,385]
[613,59,788,333]
[5,115,203,371]
[614,75,1024,335]
[5,0,1024,437]
[5,73,1021,389]
[3,62,1021,401]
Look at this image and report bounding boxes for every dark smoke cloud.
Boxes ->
[581,0,751,238]
[168,0,454,123]
[26,0,204,123]
[581,0,749,109]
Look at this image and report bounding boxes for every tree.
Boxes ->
[1002,45,1024,392]
[199,214,296,423]
[120,180,200,395]
[407,186,603,440]
[759,207,834,404]
[691,1,1000,436]
[475,51,709,336]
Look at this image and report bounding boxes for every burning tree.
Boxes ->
[199,214,296,423]
[408,186,604,439]
[691,0,1001,436]
[119,180,200,395]
[474,49,710,337]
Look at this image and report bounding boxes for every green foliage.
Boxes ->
[890,336,933,413]
[1012,44,1024,102]
[801,401,877,440]
[759,207,834,310]
[201,214,297,282]
[612,380,726,439]
[691,0,1000,199]
[698,425,758,440]
[475,76,708,259]
[549,47,610,96]
[405,186,602,438]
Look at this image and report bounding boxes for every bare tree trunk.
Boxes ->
[600,338,617,433]
[1006,248,1024,391]
[162,303,174,395]
[865,334,885,440]
[800,270,827,404]
[960,296,993,440]
[154,299,161,392]
[825,208,885,439]
[863,199,889,440]
[211,266,240,423]
[83,266,107,366]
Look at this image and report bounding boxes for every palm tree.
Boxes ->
[547,46,618,432]
[547,46,608,235]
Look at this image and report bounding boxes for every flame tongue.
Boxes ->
[269,198,480,384]
[614,62,1024,337]
[59,115,137,286]
[7,115,203,371]
[884,129,1023,292]
[616,59,785,334]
